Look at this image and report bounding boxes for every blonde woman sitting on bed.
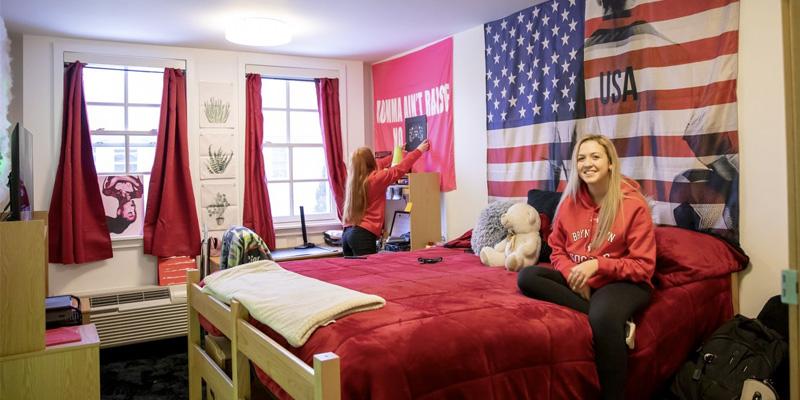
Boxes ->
[517,134,656,400]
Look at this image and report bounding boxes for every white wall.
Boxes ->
[8,32,20,125]
[737,0,788,317]
[439,0,787,316]
[367,31,490,240]
[446,26,488,239]
[19,35,365,295]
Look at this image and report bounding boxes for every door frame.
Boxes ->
[781,1,800,398]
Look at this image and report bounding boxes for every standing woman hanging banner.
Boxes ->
[372,38,455,192]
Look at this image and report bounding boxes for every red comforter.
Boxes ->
[206,247,733,399]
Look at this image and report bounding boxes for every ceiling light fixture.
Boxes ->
[225,17,292,47]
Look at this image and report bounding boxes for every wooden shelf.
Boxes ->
[385,172,441,251]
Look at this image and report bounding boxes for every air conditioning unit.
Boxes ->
[81,285,187,348]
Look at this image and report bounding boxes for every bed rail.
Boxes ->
[187,269,341,400]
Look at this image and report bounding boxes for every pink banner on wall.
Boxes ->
[372,38,455,192]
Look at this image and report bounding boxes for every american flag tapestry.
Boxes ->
[485,0,740,242]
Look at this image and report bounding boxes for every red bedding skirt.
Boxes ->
[201,247,732,399]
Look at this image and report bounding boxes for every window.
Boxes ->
[83,64,162,239]
[261,77,334,223]
[84,64,161,178]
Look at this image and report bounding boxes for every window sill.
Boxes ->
[103,220,343,248]
[274,218,342,237]
[111,237,144,250]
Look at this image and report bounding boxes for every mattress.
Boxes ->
[199,246,732,399]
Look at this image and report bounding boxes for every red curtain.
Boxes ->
[315,78,347,220]
[143,68,200,257]
[243,73,276,249]
[48,62,114,264]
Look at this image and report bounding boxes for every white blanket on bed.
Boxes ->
[201,260,385,347]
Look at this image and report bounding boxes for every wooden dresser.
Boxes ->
[0,324,100,399]
[0,213,100,399]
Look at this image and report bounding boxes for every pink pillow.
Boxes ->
[654,226,749,288]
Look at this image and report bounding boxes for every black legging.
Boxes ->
[342,226,378,256]
[517,266,651,400]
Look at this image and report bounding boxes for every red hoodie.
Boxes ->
[348,149,423,237]
[548,179,656,288]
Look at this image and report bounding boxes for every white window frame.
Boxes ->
[64,52,184,180]
[260,75,336,225]
[83,63,162,175]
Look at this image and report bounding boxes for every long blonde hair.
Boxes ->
[343,147,378,225]
[561,134,624,250]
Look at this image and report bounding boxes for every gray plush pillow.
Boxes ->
[471,200,516,254]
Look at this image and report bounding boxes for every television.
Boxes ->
[3,122,32,221]
[6,122,19,221]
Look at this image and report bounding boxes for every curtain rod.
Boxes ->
[67,63,174,74]
[256,75,315,82]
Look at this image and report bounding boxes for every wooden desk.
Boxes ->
[209,245,342,270]
[270,245,343,261]
[0,324,100,399]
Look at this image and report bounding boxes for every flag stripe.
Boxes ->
[583,3,739,61]
[585,54,737,99]
[581,104,737,138]
[485,196,731,232]
[584,31,738,78]
[487,122,576,149]
[487,132,738,163]
[649,200,730,230]
[488,155,720,184]
[585,80,737,117]
[584,0,737,35]
[488,103,738,148]
[488,179,730,204]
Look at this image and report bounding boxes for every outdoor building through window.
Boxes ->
[261,77,334,224]
[84,64,161,180]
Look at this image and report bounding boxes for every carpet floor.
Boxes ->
[100,336,187,400]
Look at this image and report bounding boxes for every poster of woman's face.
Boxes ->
[99,175,146,239]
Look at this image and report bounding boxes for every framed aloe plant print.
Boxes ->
[199,82,235,128]
[199,131,235,180]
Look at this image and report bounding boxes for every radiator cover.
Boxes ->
[83,287,187,348]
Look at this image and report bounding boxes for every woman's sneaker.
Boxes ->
[625,320,636,350]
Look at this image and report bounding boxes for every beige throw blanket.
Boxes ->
[201,260,385,347]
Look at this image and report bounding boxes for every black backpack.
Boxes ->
[670,315,787,399]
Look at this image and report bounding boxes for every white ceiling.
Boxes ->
[3,0,535,62]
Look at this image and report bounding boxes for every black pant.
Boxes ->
[517,266,651,400]
[342,226,378,256]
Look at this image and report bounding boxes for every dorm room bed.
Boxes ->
[187,226,747,400]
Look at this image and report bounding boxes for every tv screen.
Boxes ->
[3,122,32,221]
[5,122,19,221]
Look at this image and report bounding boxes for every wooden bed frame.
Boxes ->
[186,269,341,400]
[187,269,741,400]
